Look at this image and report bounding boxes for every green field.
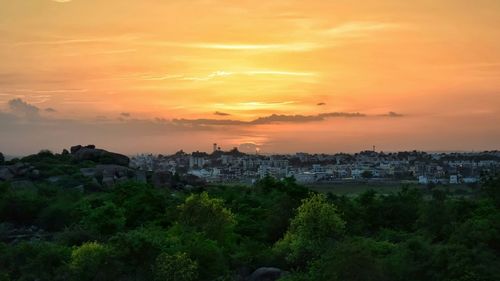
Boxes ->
[307,182,476,196]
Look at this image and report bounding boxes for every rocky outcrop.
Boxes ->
[80,164,146,187]
[0,167,14,181]
[0,224,49,243]
[0,163,39,181]
[248,267,287,281]
[71,145,130,166]
[151,171,205,190]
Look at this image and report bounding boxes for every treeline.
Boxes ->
[1,173,500,280]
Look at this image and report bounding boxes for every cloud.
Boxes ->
[139,70,315,82]
[214,111,231,116]
[380,111,404,117]
[14,88,88,94]
[52,0,72,2]
[5,35,138,47]
[323,21,401,38]
[317,102,326,106]
[120,112,131,117]
[174,112,367,126]
[8,98,40,119]
[45,107,57,113]
[239,143,259,154]
[148,42,321,52]
[172,118,247,126]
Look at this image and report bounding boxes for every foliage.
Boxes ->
[1,155,500,281]
[275,193,345,267]
[69,242,114,281]
[178,192,236,244]
[80,201,126,236]
[153,252,198,281]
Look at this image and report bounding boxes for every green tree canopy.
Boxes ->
[177,192,236,244]
[69,242,114,281]
[154,252,198,281]
[276,193,345,267]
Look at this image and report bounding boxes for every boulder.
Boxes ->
[10,180,35,189]
[70,145,83,154]
[81,165,142,187]
[0,163,35,180]
[71,146,130,166]
[12,162,33,177]
[249,267,286,281]
[80,168,97,177]
[0,167,14,181]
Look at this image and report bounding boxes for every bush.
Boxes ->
[154,252,198,281]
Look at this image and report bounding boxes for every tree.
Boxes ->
[0,241,71,281]
[0,152,4,164]
[307,238,388,281]
[111,182,167,228]
[166,225,228,280]
[482,173,500,208]
[154,252,198,281]
[80,202,125,236]
[275,193,345,267]
[69,242,114,281]
[178,192,235,244]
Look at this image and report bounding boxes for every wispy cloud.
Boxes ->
[244,70,316,77]
[212,101,296,111]
[3,35,139,47]
[13,88,88,94]
[63,49,137,57]
[187,42,321,52]
[322,21,401,38]
[139,70,316,82]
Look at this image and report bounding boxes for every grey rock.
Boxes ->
[249,267,286,281]
[70,145,83,154]
[47,176,62,183]
[80,168,97,177]
[73,147,130,166]
[10,180,35,189]
[0,167,14,181]
[102,175,115,187]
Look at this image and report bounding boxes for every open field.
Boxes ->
[307,181,477,196]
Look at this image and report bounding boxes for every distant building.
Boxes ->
[418,175,428,184]
[449,175,459,184]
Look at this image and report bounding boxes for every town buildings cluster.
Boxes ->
[130,145,500,185]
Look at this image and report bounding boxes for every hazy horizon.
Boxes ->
[1,0,500,155]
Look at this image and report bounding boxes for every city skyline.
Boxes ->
[1,0,500,154]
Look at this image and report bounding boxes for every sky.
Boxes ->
[1,0,500,155]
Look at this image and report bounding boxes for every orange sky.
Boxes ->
[1,0,500,154]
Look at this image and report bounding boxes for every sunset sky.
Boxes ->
[1,0,500,155]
